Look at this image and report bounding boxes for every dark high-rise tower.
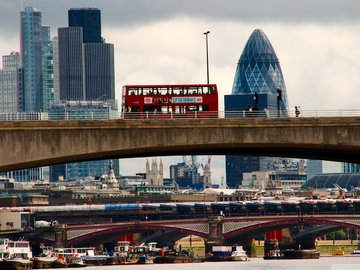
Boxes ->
[68,8,101,43]
[58,8,114,101]
[53,7,117,181]
[58,27,84,100]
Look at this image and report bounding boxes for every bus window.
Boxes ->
[188,106,199,112]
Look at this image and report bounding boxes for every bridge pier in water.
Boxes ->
[205,215,224,253]
[54,224,67,248]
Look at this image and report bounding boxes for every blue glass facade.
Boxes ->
[232,29,288,111]
[20,6,43,112]
[20,6,54,113]
[225,29,289,188]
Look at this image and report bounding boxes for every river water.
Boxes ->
[47,256,360,270]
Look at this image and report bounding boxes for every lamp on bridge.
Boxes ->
[276,89,282,117]
[204,31,210,85]
[253,92,259,108]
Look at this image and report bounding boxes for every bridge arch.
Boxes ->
[223,217,360,240]
[66,224,208,246]
[1,117,360,172]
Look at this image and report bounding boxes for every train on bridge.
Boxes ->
[5,198,360,224]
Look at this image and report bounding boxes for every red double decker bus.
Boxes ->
[122,84,218,118]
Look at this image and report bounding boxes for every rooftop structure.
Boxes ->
[302,173,360,191]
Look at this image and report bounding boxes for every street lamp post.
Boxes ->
[204,31,210,85]
[276,89,282,117]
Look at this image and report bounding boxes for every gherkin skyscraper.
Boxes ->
[225,29,289,188]
[232,29,288,111]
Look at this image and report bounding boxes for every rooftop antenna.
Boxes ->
[221,176,226,189]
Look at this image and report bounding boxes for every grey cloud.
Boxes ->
[2,0,360,37]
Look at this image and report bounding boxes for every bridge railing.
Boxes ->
[0,109,360,121]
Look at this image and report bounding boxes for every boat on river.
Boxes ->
[33,245,58,269]
[154,255,204,264]
[264,249,284,260]
[230,246,249,261]
[0,238,33,270]
[282,249,320,259]
[206,245,248,262]
[67,256,86,268]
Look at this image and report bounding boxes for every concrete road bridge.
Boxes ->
[0,116,360,172]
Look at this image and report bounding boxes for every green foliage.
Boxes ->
[327,229,347,240]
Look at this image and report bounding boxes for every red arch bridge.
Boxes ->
[33,214,360,247]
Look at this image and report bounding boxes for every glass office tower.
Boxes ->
[68,8,101,43]
[54,8,117,181]
[225,29,289,188]
[20,6,53,112]
[20,6,42,112]
[232,29,288,111]
[58,8,114,101]
[0,52,21,113]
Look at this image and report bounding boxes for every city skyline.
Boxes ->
[0,1,355,181]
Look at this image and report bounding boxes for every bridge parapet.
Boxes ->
[1,117,360,172]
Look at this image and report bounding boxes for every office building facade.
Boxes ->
[14,6,53,182]
[225,29,289,188]
[343,163,360,173]
[58,27,84,100]
[41,26,54,112]
[20,6,53,112]
[53,8,117,181]
[0,52,22,113]
[58,8,114,101]
[83,43,115,101]
[68,8,102,43]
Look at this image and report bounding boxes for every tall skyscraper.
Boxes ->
[41,26,54,112]
[58,27,84,100]
[15,6,53,182]
[58,8,114,101]
[68,8,101,43]
[0,52,22,113]
[52,8,117,181]
[20,6,53,112]
[83,43,115,100]
[231,29,288,110]
[225,29,289,188]
[52,37,60,102]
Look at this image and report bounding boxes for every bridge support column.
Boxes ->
[54,224,67,248]
[205,215,224,253]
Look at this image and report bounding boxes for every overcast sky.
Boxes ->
[2,0,358,181]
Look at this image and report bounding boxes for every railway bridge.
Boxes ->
[32,214,360,248]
